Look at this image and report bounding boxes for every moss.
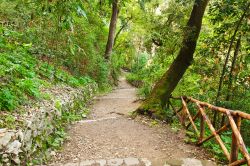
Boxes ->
[136,97,163,116]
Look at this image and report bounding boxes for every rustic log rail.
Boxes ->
[169,96,250,166]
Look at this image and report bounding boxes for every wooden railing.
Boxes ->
[169,96,250,166]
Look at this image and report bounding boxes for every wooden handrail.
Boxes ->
[171,96,250,120]
[170,96,250,166]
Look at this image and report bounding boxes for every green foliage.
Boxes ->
[1,0,250,163]
[17,78,42,98]
[0,34,42,110]
[110,52,126,84]
[0,0,123,90]
[0,88,18,111]
[124,0,250,162]
[126,52,149,90]
[46,129,66,149]
[0,27,95,111]
[131,52,149,73]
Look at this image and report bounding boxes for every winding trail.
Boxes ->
[51,77,214,166]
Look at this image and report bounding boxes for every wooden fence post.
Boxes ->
[199,111,205,143]
[182,97,199,136]
[230,116,241,163]
[170,96,250,165]
[226,111,250,165]
[197,103,231,160]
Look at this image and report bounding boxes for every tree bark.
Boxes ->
[136,0,210,117]
[104,0,119,60]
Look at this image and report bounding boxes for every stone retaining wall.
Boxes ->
[0,84,97,165]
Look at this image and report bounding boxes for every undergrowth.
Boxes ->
[0,27,95,112]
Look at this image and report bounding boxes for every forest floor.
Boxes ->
[50,76,214,166]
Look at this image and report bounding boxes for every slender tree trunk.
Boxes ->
[104,0,119,60]
[136,0,210,117]
[220,36,241,127]
[114,17,131,46]
[213,3,249,127]
[226,36,241,101]
[215,3,249,105]
[114,24,125,46]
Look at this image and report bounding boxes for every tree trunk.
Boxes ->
[214,3,249,105]
[114,17,131,46]
[226,36,241,101]
[213,3,249,127]
[104,0,119,60]
[220,36,241,127]
[136,0,210,117]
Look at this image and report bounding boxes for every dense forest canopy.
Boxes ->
[0,0,250,164]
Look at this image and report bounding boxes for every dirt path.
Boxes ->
[51,77,213,166]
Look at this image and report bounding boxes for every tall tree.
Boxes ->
[212,3,249,127]
[136,0,210,117]
[220,36,242,127]
[104,0,119,60]
[214,3,250,105]
[226,36,241,101]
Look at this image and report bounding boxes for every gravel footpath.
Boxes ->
[50,77,212,166]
